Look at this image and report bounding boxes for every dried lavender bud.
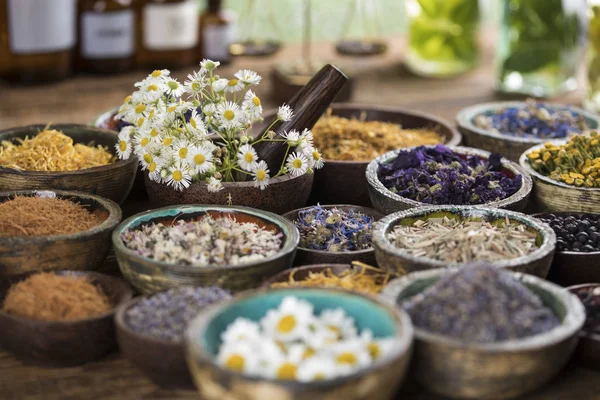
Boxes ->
[125,286,231,343]
[295,205,374,251]
[403,265,561,343]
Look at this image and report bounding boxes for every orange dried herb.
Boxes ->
[2,273,112,322]
[0,196,105,237]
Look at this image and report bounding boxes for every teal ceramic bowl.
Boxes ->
[185,288,414,400]
[112,205,299,294]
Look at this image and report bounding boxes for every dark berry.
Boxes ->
[572,241,583,250]
[578,221,591,232]
[556,240,566,252]
[589,226,598,234]
[547,214,557,220]
[565,234,576,243]
[567,224,578,234]
[582,245,596,252]
[577,232,590,244]
[590,232,600,243]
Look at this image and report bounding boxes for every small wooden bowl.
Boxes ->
[567,283,600,370]
[456,101,600,162]
[366,145,532,215]
[0,124,137,204]
[113,205,299,294]
[282,205,383,266]
[0,190,122,280]
[382,268,585,399]
[519,141,600,213]
[372,206,556,278]
[0,270,132,366]
[185,287,414,400]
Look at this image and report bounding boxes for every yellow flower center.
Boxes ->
[192,82,201,91]
[190,118,197,128]
[141,137,150,147]
[148,162,156,173]
[328,325,341,338]
[194,154,206,165]
[368,343,380,360]
[336,352,357,365]
[167,81,179,90]
[147,84,159,92]
[302,347,315,360]
[225,354,245,372]
[163,137,173,146]
[223,110,235,121]
[293,158,303,169]
[244,152,254,163]
[276,362,297,380]
[143,154,153,164]
[137,117,145,127]
[313,373,326,381]
[312,151,320,161]
[252,96,261,106]
[119,141,127,151]
[151,70,162,78]
[228,79,239,87]
[256,169,266,181]
[135,104,146,114]
[179,147,188,158]
[150,128,159,137]
[167,105,177,113]
[172,170,183,182]
[277,315,296,333]
[123,95,132,104]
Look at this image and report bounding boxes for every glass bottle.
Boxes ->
[585,0,600,112]
[495,0,583,98]
[136,0,199,69]
[76,0,136,74]
[404,0,480,78]
[199,0,236,64]
[335,0,387,56]
[0,0,76,83]
[229,0,281,57]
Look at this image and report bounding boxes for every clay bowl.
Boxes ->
[382,268,585,400]
[366,145,532,215]
[532,212,600,287]
[0,124,137,204]
[0,270,132,366]
[567,283,600,370]
[456,102,600,162]
[113,205,299,294]
[185,287,414,400]
[281,205,384,266]
[0,190,121,280]
[372,206,556,278]
[520,140,600,213]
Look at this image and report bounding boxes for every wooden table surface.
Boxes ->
[1,35,599,399]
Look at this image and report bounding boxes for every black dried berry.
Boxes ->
[577,232,590,244]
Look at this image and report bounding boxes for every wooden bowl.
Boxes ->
[113,205,299,294]
[185,287,414,400]
[366,145,532,215]
[0,190,122,280]
[0,124,138,204]
[372,206,556,278]
[382,268,585,399]
[566,283,600,370]
[519,141,600,213]
[0,270,132,366]
[456,101,600,162]
[281,205,383,267]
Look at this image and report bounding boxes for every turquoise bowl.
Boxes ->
[185,288,414,400]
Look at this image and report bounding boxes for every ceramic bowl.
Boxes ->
[519,141,600,213]
[0,124,137,204]
[372,206,556,278]
[456,101,600,162]
[567,283,600,370]
[113,205,299,294]
[532,212,600,286]
[281,205,384,266]
[185,287,414,400]
[382,268,585,400]
[0,190,122,280]
[366,145,532,215]
[0,270,132,366]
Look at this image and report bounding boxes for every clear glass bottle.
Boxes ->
[199,0,236,64]
[495,0,583,98]
[404,0,480,78]
[585,0,600,112]
[228,0,281,57]
[335,0,387,56]
[0,0,76,83]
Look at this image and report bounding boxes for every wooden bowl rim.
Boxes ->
[566,283,600,342]
[532,212,600,256]
[0,189,122,244]
[262,263,355,287]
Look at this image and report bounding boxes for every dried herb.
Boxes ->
[404,265,561,343]
[536,214,600,252]
[377,145,522,205]
[572,286,600,335]
[387,216,538,264]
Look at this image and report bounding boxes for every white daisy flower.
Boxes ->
[298,129,314,150]
[252,160,270,190]
[281,130,300,146]
[319,308,358,340]
[125,102,149,123]
[115,130,132,159]
[184,70,206,95]
[187,144,214,174]
[297,356,339,382]
[221,318,261,344]
[326,338,372,373]
[186,109,207,135]
[139,144,160,171]
[163,77,185,97]
[133,130,154,154]
[166,161,192,191]
[304,147,324,170]
[211,78,228,93]
[200,59,220,73]
[207,176,224,192]
[202,103,217,117]
[149,69,170,80]
[235,69,262,85]
[147,159,163,183]
[217,340,261,375]
[173,140,192,162]
[365,335,397,362]
[286,152,309,177]
[225,78,245,93]
[217,101,241,126]
[260,296,314,343]
[237,144,258,171]
[263,343,306,381]
[277,104,294,121]
[243,90,263,118]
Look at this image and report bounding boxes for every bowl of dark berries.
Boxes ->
[567,284,600,370]
[281,204,384,267]
[456,99,600,162]
[533,213,600,286]
[366,144,532,215]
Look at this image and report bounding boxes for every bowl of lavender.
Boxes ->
[456,99,600,162]
[282,204,384,267]
[366,144,532,215]
[112,205,299,294]
[567,284,600,370]
[382,265,585,400]
[372,205,556,278]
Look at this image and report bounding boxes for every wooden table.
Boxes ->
[1,35,599,399]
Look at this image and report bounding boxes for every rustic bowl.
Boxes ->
[281,205,384,266]
[0,270,132,366]
[0,124,138,204]
[567,283,600,370]
[381,268,585,399]
[519,141,600,213]
[532,212,600,287]
[0,190,122,280]
[456,102,600,162]
[366,145,532,215]
[372,205,556,278]
[113,205,299,294]
[185,287,414,400]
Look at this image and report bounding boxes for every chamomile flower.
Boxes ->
[187,144,214,174]
[225,78,244,93]
[235,69,262,85]
[237,144,258,171]
[211,78,228,93]
[173,140,193,162]
[221,318,261,344]
[133,130,154,154]
[243,90,263,117]
[167,161,192,191]
[207,176,224,192]
[186,109,206,132]
[264,344,307,380]
[125,102,149,122]
[184,70,206,96]
[298,129,314,150]
[305,147,324,170]
[217,341,261,375]
[139,144,160,170]
[260,297,314,343]
[286,152,309,177]
[297,356,339,382]
[217,101,241,126]
[200,59,220,73]
[327,338,372,374]
[163,77,185,97]
[366,337,396,362]
[319,308,358,340]
[147,159,163,182]
[281,130,300,146]
[252,160,270,190]
[277,104,294,121]
[202,103,217,117]
[115,129,132,159]
[149,69,170,80]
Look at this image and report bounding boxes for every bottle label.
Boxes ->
[8,0,76,54]
[81,10,135,59]
[143,1,199,51]
[203,25,234,61]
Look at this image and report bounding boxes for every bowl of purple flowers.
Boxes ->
[366,144,532,215]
